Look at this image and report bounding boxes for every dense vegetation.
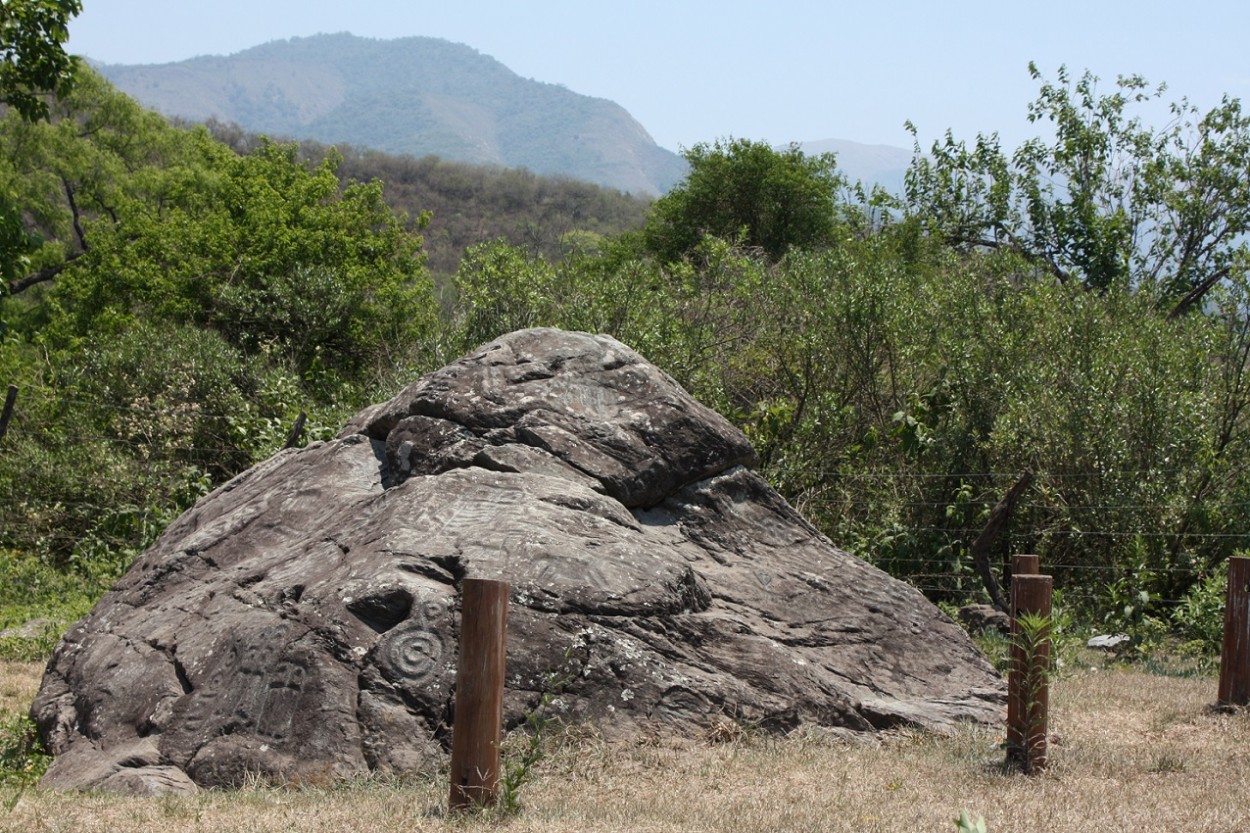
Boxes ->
[201,118,653,275]
[4,47,1250,665]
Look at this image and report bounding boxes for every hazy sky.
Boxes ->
[67,1,1250,153]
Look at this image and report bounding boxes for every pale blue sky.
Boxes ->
[68,1,1250,153]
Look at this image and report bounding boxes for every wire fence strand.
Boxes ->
[3,383,1245,619]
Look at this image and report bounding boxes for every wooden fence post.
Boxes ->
[1218,556,1250,707]
[1005,554,1040,759]
[448,578,510,811]
[1012,554,1040,578]
[1007,573,1052,773]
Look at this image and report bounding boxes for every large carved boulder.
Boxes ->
[32,328,1003,793]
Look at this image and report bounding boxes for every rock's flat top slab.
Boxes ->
[32,328,1003,792]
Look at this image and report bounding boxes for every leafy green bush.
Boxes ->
[0,714,49,791]
[643,138,843,262]
[1172,559,1230,657]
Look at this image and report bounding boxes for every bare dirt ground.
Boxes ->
[2,659,1247,833]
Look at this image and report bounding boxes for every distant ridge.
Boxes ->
[94,33,687,196]
[796,138,912,194]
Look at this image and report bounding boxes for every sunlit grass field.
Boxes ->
[2,656,1247,833]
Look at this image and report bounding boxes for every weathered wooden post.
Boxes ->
[1005,554,1040,759]
[1217,556,1250,707]
[448,578,510,811]
[1007,572,1052,773]
[1012,554,1040,578]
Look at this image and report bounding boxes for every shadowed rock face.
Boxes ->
[31,328,1004,794]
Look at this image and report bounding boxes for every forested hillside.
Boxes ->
[202,119,652,275]
[94,33,688,196]
[5,49,1250,669]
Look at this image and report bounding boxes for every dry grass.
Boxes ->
[2,660,1248,833]
[0,662,40,716]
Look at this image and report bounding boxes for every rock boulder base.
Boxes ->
[32,328,1004,794]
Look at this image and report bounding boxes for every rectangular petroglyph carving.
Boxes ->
[175,625,307,745]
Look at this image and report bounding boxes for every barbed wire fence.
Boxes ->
[783,458,1250,625]
[2,381,1245,623]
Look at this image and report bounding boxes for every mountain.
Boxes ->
[798,138,913,194]
[93,33,687,196]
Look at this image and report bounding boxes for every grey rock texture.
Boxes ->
[32,328,1003,792]
[958,604,1011,636]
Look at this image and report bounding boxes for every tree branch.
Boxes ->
[1168,266,1230,319]
[968,468,1034,612]
[951,233,1075,285]
[62,178,89,252]
[6,254,80,296]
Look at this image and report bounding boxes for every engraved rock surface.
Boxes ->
[32,328,1004,792]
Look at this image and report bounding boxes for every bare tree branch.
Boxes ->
[63,178,89,252]
[1168,266,1231,319]
[951,234,1075,285]
[6,253,81,296]
[969,469,1034,612]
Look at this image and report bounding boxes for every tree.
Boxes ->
[1,67,175,303]
[0,69,435,379]
[0,0,82,122]
[0,0,81,301]
[0,185,37,287]
[0,70,440,571]
[642,138,844,261]
[55,138,434,377]
[903,64,1250,315]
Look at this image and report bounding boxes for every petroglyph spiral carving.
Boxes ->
[378,613,444,686]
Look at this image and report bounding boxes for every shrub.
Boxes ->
[1173,559,1230,657]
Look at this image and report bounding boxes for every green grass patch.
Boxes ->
[0,548,102,662]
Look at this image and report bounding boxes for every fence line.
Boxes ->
[3,382,1247,619]
[800,469,1227,480]
[5,381,1244,475]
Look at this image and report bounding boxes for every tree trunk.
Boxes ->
[969,469,1034,612]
